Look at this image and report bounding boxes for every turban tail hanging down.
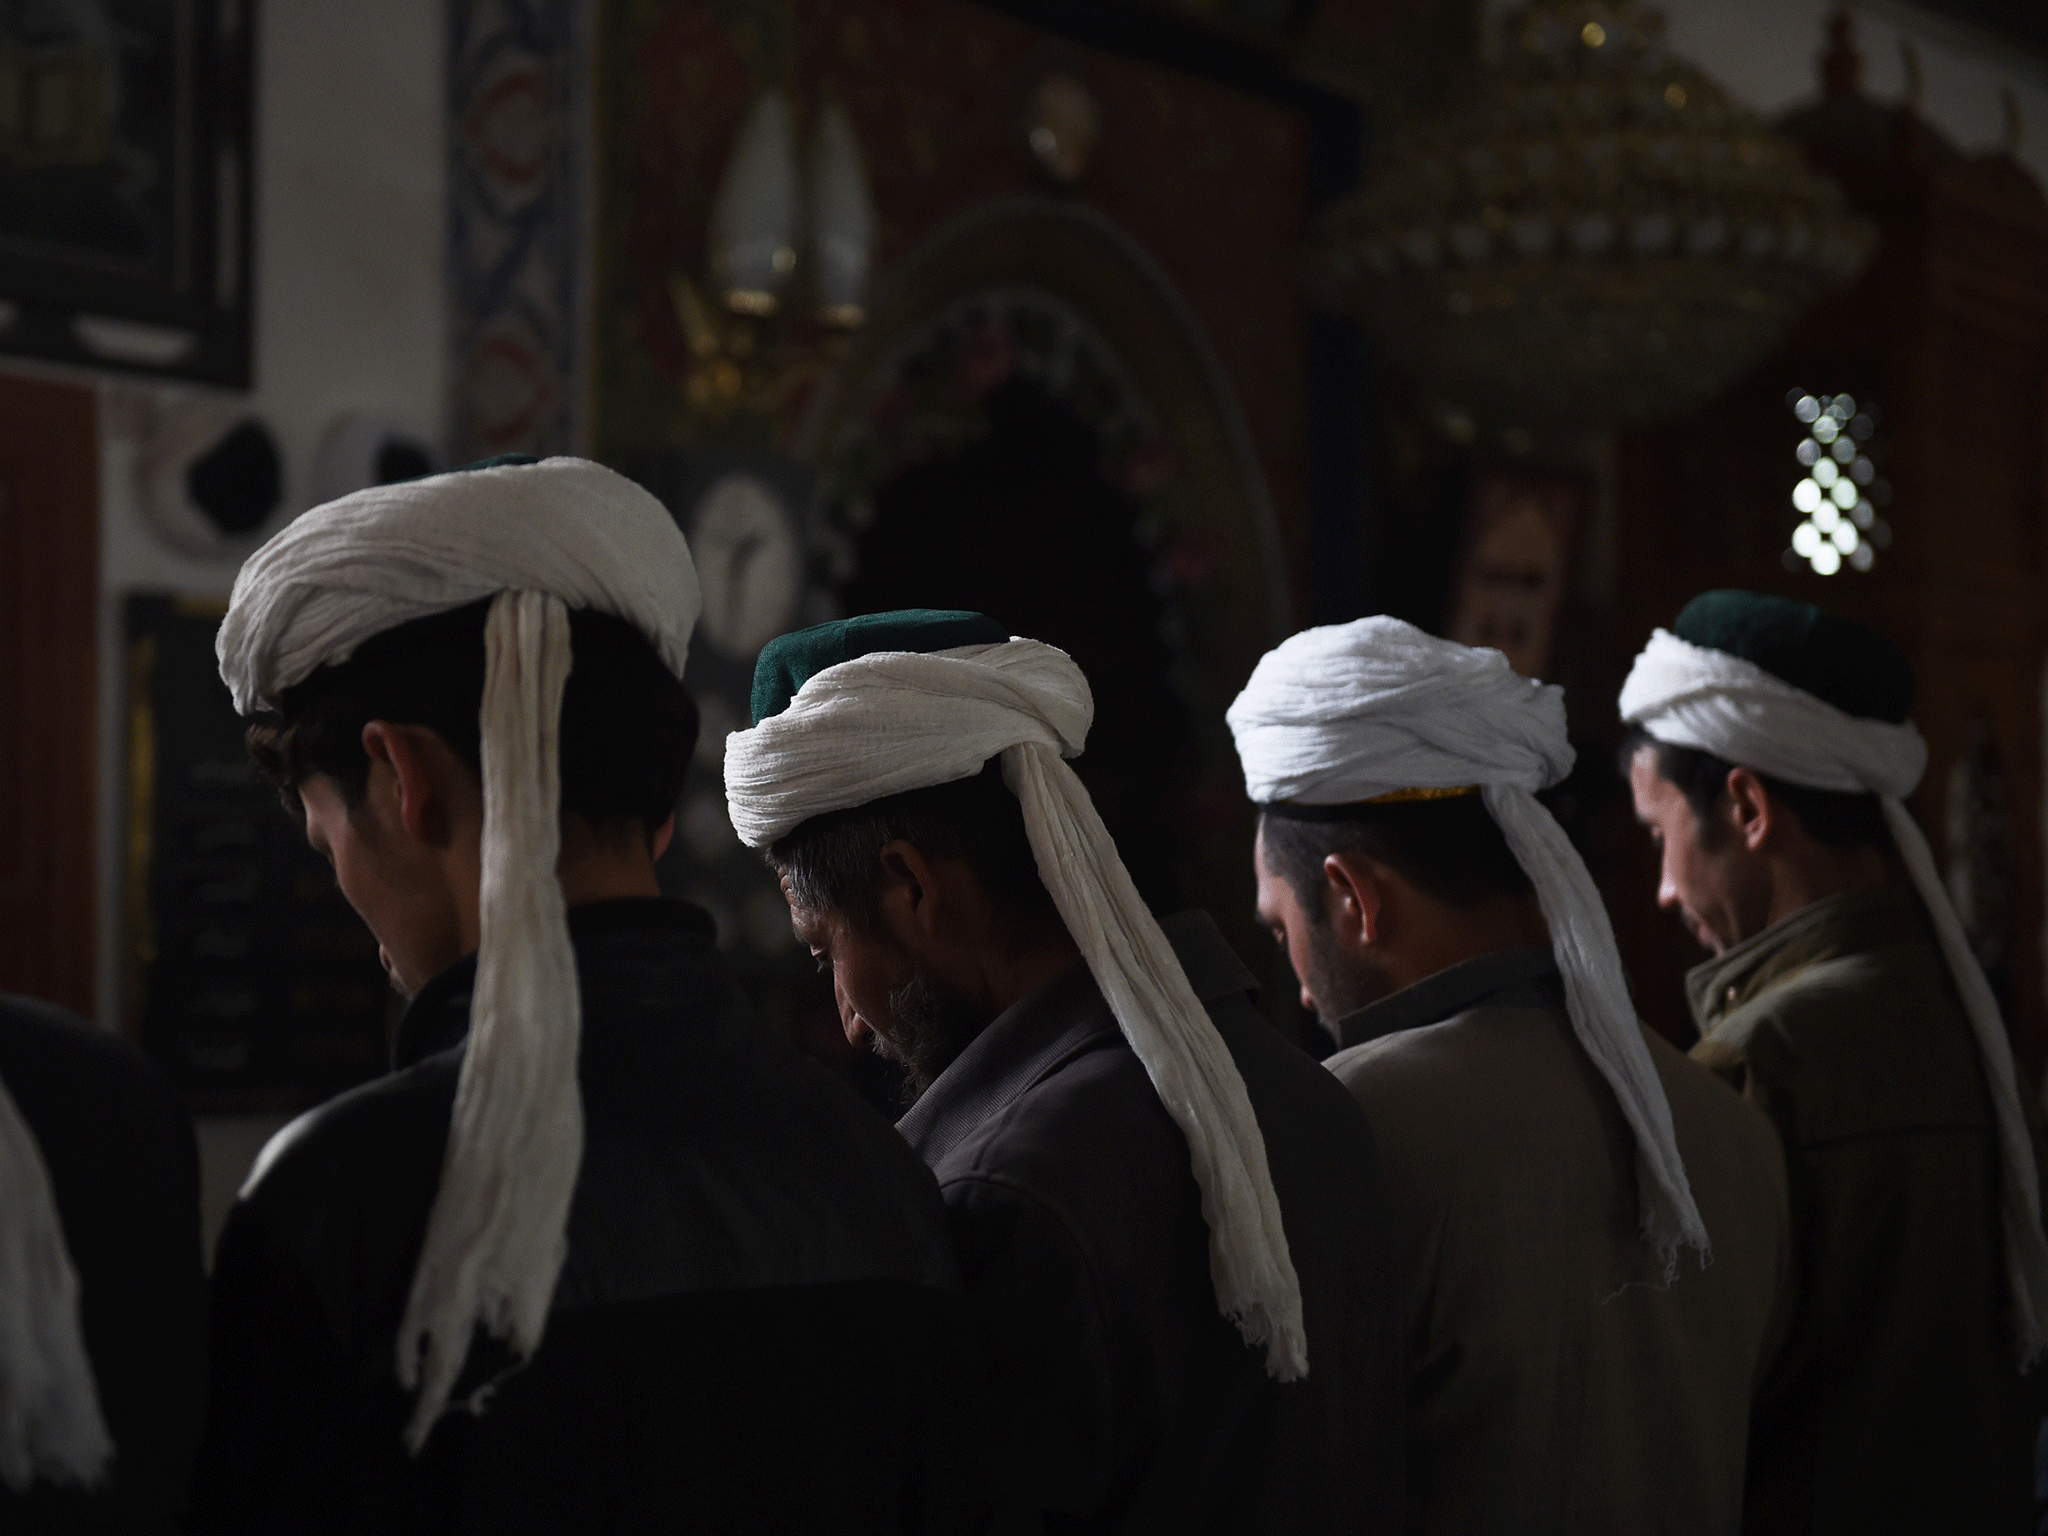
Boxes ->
[394,591,582,1450]
[1227,616,1710,1275]
[724,630,1309,1380]
[0,1074,112,1492]
[217,457,703,1448]
[1622,626,2048,1364]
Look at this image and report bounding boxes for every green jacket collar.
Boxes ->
[1686,883,1921,1068]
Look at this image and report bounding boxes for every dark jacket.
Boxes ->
[0,992,205,1536]
[1688,885,2048,1536]
[897,911,1404,1534]
[190,899,973,1535]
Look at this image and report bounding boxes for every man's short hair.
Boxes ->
[768,761,1060,935]
[1619,726,1890,851]
[1258,794,1535,917]
[245,596,698,838]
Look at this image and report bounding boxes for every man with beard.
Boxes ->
[723,609,1405,1533]
[192,459,971,1533]
[1227,617,1788,1535]
[1619,590,2048,1532]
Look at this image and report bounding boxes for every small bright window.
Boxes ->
[1785,390,1889,574]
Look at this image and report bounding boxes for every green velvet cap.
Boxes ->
[1673,590,1914,723]
[750,609,1010,724]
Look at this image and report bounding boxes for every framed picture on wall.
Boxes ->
[0,0,255,386]
[1445,469,1585,682]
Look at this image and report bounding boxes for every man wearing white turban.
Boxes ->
[1229,615,1790,1536]
[192,457,974,1533]
[1619,589,2048,1533]
[726,609,1405,1534]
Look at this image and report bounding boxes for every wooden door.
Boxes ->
[0,375,99,1016]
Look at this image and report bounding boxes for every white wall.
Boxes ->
[58,0,447,1256]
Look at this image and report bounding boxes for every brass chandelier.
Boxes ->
[1319,0,1876,429]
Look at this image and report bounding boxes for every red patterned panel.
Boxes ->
[0,376,98,1017]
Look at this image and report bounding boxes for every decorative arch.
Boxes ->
[801,196,1292,665]
[795,195,1292,939]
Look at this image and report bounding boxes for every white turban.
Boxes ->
[1228,616,1710,1273]
[1622,627,2048,1363]
[218,456,702,1448]
[724,639,1309,1380]
[0,1073,110,1491]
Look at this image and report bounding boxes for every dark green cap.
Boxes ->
[1673,590,1914,723]
[750,609,1010,724]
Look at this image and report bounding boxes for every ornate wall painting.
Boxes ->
[593,0,1314,542]
[448,0,583,460]
[593,0,1320,1047]
[801,199,1289,943]
[0,0,254,384]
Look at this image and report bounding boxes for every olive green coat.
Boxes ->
[1689,885,2045,1535]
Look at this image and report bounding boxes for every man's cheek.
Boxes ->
[833,970,871,1048]
[833,958,890,1046]
[327,853,373,931]
[826,964,870,1042]
[1284,925,1316,989]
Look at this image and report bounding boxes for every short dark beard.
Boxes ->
[1300,919,1398,1037]
[872,967,983,1106]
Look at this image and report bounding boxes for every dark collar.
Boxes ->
[1334,943,1560,1050]
[390,898,717,1071]
[895,909,1259,1167]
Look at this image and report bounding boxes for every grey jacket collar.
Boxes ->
[897,910,1259,1168]
[1334,943,1560,1050]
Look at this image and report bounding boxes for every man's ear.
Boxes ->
[361,721,446,845]
[650,812,675,862]
[1724,766,1774,853]
[1321,849,1388,952]
[875,839,942,943]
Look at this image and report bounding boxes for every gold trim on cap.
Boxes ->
[1363,784,1481,804]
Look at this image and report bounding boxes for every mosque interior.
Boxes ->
[1,0,2046,1243]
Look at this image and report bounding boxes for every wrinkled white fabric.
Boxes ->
[1618,630,1927,799]
[1622,627,2048,1364]
[396,592,582,1449]
[218,457,700,1448]
[218,457,699,714]
[724,641,1309,1379]
[0,1074,111,1492]
[1229,617,1710,1274]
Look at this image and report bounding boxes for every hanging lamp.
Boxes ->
[1319,0,1876,428]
